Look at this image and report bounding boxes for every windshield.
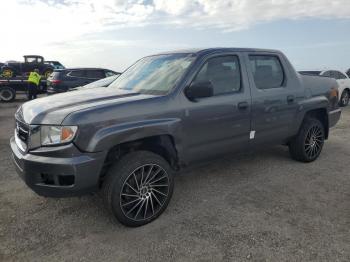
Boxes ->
[109,54,195,95]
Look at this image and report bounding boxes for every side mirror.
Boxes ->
[185,81,214,101]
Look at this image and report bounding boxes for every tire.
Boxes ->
[0,87,16,102]
[288,117,325,162]
[1,68,15,78]
[102,151,174,227]
[339,89,349,107]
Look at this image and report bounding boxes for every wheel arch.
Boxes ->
[100,134,179,183]
[342,87,350,96]
[303,108,329,139]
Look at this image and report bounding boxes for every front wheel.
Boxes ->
[289,117,325,162]
[102,151,174,227]
[339,90,349,107]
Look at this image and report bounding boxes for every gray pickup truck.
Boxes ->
[11,48,341,227]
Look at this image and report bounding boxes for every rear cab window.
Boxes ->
[249,55,285,89]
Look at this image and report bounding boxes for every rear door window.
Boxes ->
[68,70,85,78]
[337,71,347,79]
[249,55,285,89]
[330,71,339,79]
[322,71,331,77]
[86,70,105,79]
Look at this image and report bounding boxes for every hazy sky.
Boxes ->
[1,0,350,72]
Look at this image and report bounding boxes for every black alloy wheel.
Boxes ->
[102,151,174,227]
[289,117,325,162]
[120,164,170,222]
[304,125,324,160]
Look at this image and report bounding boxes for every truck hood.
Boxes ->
[18,88,156,125]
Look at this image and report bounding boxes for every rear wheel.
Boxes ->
[339,89,349,107]
[289,117,325,162]
[0,87,16,102]
[102,151,174,227]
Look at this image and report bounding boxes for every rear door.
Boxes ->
[65,70,87,89]
[182,53,252,163]
[85,69,106,83]
[245,52,303,145]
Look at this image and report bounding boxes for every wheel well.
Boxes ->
[101,135,179,180]
[304,108,329,139]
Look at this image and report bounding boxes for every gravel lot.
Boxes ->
[0,95,349,262]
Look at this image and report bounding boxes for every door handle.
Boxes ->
[237,101,249,110]
[287,95,295,103]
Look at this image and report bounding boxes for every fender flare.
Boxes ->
[84,118,184,156]
[291,96,329,136]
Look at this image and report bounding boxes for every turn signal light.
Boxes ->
[61,127,76,142]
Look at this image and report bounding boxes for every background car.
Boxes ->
[299,70,350,106]
[0,55,54,78]
[45,61,65,70]
[73,74,120,91]
[47,68,119,94]
[346,68,350,78]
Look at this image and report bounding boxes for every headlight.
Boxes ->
[40,126,78,146]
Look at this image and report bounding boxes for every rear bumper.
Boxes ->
[328,108,341,128]
[10,136,107,197]
[47,87,66,95]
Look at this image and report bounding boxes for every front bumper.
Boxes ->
[10,136,107,197]
[328,108,341,128]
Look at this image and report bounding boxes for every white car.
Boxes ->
[300,70,350,106]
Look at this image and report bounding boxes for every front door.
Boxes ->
[182,54,252,164]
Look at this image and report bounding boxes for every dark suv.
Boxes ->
[47,68,119,94]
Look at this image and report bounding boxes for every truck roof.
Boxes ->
[153,47,282,56]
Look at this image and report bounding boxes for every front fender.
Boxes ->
[84,118,183,153]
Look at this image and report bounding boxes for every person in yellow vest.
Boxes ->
[27,69,41,100]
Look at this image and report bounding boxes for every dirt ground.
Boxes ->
[0,95,349,262]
